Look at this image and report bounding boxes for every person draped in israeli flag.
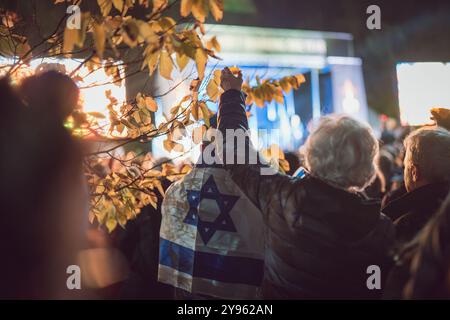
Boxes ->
[158,116,265,300]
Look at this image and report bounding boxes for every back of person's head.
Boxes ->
[403,126,450,191]
[0,76,25,120]
[19,70,80,122]
[303,114,379,192]
[0,77,85,298]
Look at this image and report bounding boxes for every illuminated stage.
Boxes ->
[153,24,369,158]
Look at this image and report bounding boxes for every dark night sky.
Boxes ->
[220,0,450,116]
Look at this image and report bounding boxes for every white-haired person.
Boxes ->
[217,67,395,299]
[382,126,450,245]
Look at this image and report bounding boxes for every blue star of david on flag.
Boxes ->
[184,175,239,244]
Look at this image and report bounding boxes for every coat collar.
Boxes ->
[382,182,450,221]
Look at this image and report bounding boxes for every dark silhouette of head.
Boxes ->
[19,70,80,122]
[0,76,85,298]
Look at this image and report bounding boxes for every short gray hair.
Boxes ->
[404,126,450,183]
[303,114,379,191]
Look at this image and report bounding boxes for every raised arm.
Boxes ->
[217,67,297,216]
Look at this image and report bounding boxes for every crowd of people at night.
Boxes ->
[1,67,450,300]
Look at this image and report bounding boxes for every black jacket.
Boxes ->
[384,187,450,299]
[218,89,395,299]
[382,182,450,245]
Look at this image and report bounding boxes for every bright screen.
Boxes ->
[397,62,450,126]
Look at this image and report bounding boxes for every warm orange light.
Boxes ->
[342,80,360,114]
[1,57,127,137]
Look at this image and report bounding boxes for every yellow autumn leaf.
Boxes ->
[199,101,211,127]
[163,138,184,153]
[157,17,176,32]
[138,22,157,43]
[77,13,91,46]
[152,179,165,196]
[191,102,199,120]
[209,0,223,21]
[88,111,106,119]
[206,69,221,102]
[133,111,141,123]
[192,125,206,144]
[206,35,221,52]
[146,192,158,209]
[121,19,140,47]
[106,218,118,232]
[163,138,174,152]
[112,0,124,12]
[152,0,168,13]
[180,164,192,174]
[288,76,300,89]
[170,104,181,116]
[191,0,209,23]
[279,77,291,93]
[274,90,284,104]
[116,123,125,133]
[143,48,160,74]
[63,27,78,54]
[145,96,158,112]
[176,52,190,71]
[245,92,254,106]
[96,208,108,224]
[190,78,201,93]
[206,79,219,102]
[136,92,145,108]
[118,214,128,227]
[159,50,173,80]
[88,210,96,224]
[93,22,106,58]
[294,74,306,86]
[97,0,112,16]
[180,0,193,17]
[194,48,208,80]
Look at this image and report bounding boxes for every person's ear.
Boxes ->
[411,163,420,182]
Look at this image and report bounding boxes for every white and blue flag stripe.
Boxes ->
[158,166,265,299]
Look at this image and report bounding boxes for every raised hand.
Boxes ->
[220,67,243,92]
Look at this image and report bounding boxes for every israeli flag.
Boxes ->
[158,165,265,299]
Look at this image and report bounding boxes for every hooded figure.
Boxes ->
[158,115,265,299]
